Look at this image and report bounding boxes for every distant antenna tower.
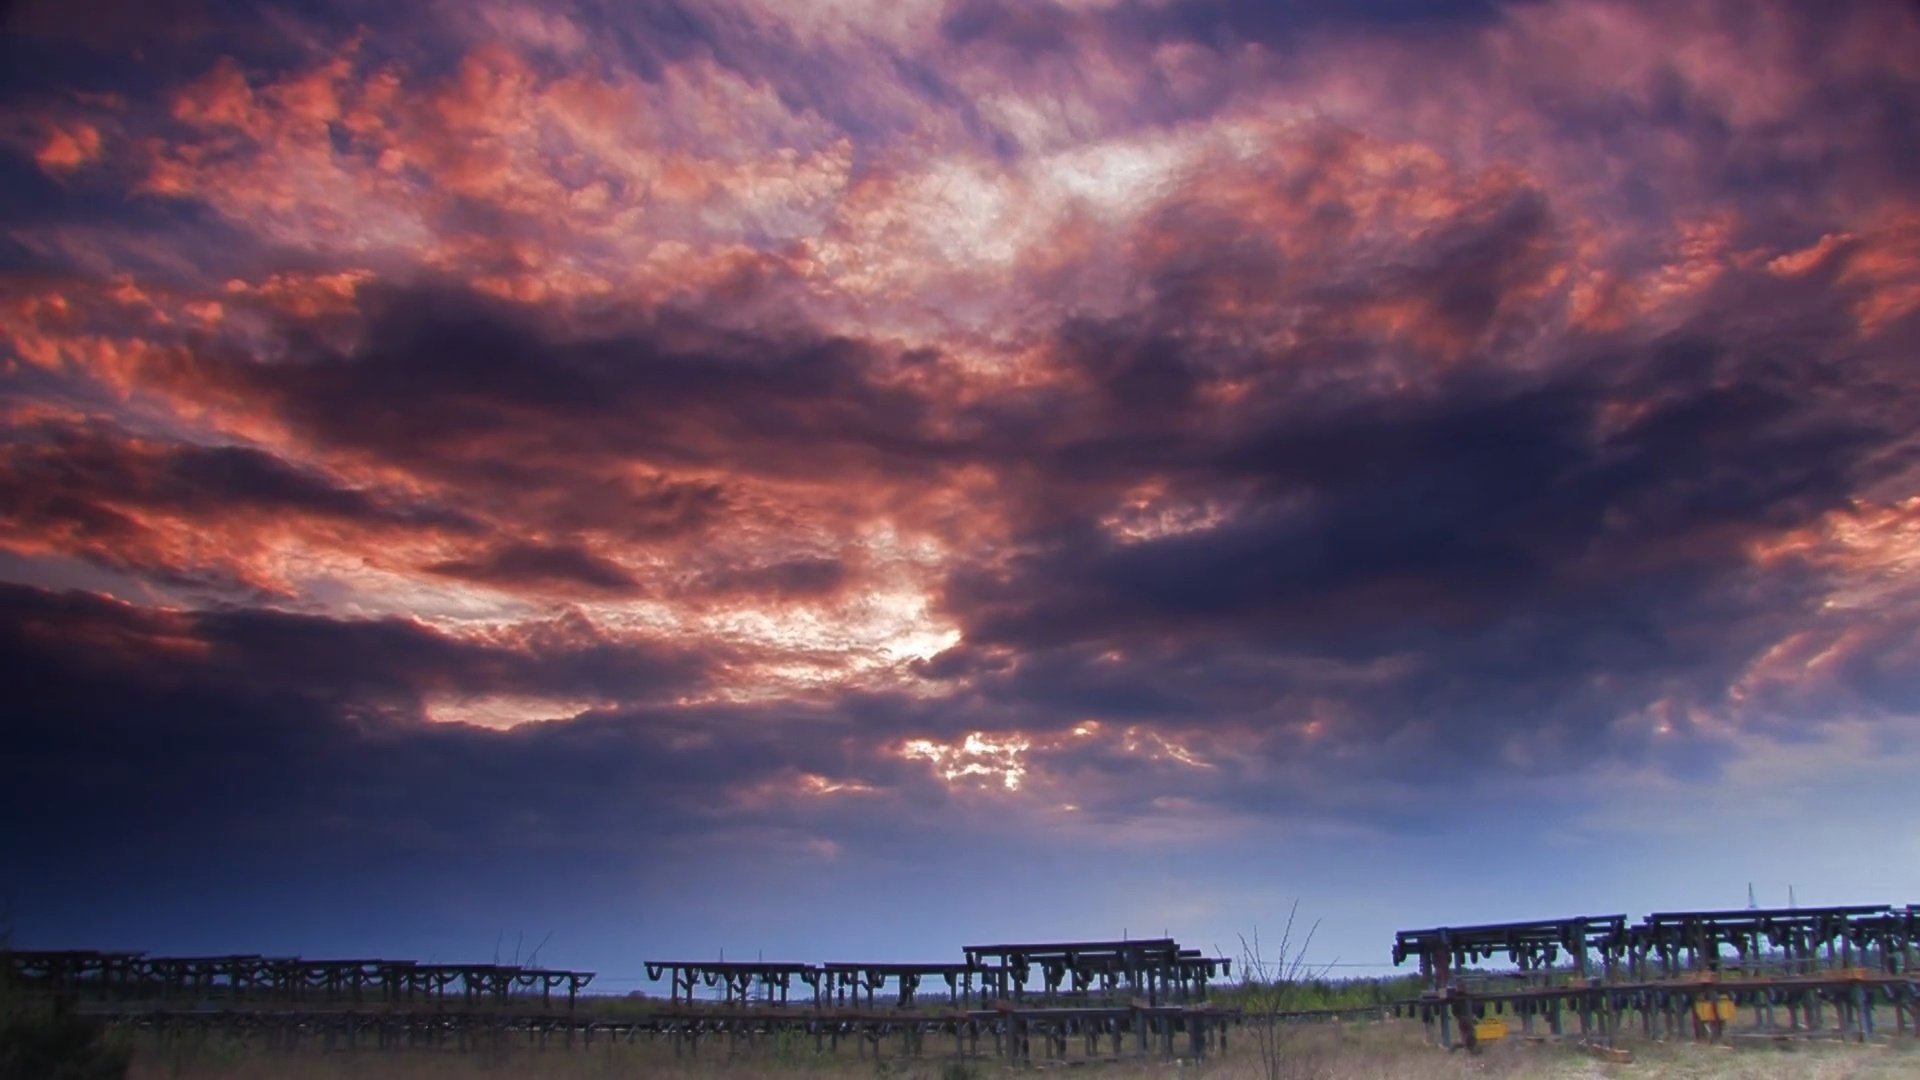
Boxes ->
[1747,883,1757,910]
[1789,884,1797,910]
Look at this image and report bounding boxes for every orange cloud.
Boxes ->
[35,122,103,172]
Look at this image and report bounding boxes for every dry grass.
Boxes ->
[123,1020,1920,1080]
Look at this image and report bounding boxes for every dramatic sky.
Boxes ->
[3,0,1918,987]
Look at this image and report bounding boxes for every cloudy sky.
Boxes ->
[2,0,1918,987]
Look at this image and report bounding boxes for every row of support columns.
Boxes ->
[646,956,1225,1010]
[126,1007,1233,1064]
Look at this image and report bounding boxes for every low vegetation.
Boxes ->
[0,1006,132,1080]
[112,1020,1920,1080]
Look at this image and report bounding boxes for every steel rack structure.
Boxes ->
[2,950,595,1010]
[1392,904,1920,1050]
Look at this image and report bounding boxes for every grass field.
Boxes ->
[120,1019,1920,1080]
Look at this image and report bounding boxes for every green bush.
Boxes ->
[0,1010,132,1080]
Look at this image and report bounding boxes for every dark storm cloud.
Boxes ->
[0,578,757,885]
[923,188,1917,790]
[696,556,849,600]
[0,420,481,589]
[0,580,730,868]
[121,282,968,602]
[175,285,948,485]
[943,0,1512,56]
[425,539,642,596]
[0,421,467,528]
[0,581,937,878]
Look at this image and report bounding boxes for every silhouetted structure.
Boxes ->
[1,936,1237,1064]
[1392,903,1920,1048]
[643,936,1229,1009]
[1,950,593,1010]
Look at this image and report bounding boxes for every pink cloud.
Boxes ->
[34,122,103,172]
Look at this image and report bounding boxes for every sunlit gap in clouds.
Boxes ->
[417,576,964,726]
[1100,479,1239,543]
[899,721,1216,797]
[902,731,1034,790]
[424,692,611,730]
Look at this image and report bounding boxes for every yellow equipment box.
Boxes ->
[1691,998,1737,1023]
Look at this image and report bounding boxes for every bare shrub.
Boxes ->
[1237,900,1335,1080]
